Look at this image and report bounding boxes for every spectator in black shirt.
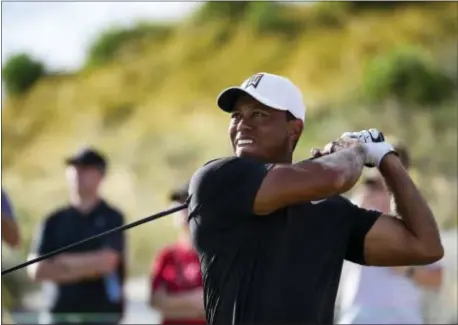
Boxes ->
[187,72,443,324]
[27,147,126,324]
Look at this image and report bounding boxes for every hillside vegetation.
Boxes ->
[2,2,457,275]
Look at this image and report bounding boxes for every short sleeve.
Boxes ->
[30,219,54,256]
[151,248,170,291]
[1,190,15,220]
[188,157,270,226]
[344,200,382,265]
[102,211,125,253]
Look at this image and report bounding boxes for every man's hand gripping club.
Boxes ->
[341,129,397,167]
[312,128,397,168]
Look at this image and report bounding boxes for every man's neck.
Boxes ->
[70,195,102,215]
[271,154,293,164]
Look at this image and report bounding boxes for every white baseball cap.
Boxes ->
[216,72,306,121]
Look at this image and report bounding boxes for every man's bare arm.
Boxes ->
[356,177,443,283]
[410,267,443,288]
[364,154,443,266]
[150,287,204,319]
[392,266,443,289]
[27,255,85,284]
[254,141,366,215]
[56,249,120,277]
[27,249,119,283]
[1,216,21,248]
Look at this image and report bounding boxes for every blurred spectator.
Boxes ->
[27,147,126,324]
[149,182,206,325]
[2,188,21,248]
[2,190,20,325]
[337,141,443,324]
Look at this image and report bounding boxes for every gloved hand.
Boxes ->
[340,129,397,167]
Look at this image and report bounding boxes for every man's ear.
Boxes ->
[289,119,303,142]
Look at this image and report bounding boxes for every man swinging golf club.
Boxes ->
[187,72,443,324]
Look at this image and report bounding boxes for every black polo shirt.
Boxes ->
[31,200,126,316]
[188,156,381,325]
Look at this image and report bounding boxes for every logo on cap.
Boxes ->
[244,73,264,89]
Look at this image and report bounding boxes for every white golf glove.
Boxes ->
[341,129,397,167]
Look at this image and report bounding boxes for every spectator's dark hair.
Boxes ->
[385,135,410,169]
[394,143,410,169]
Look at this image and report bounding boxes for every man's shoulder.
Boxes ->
[1,189,15,219]
[46,206,71,220]
[38,206,71,231]
[100,200,125,219]
[190,156,270,198]
[200,156,241,169]
[199,156,270,169]
[202,157,230,167]
[190,157,233,181]
[194,156,269,179]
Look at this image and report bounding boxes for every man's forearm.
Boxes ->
[1,217,20,247]
[379,154,443,257]
[56,249,119,278]
[411,267,443,288]
[151,291,203,319]
[154,296,202,319]
[30,259,85,284]
[310,145,366,192]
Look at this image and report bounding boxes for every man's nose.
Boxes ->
[236,115,253,131]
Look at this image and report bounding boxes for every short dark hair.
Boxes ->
[65,147,108,175]
[385,136,410,169]
[394,143,410,169]
[169,182,189,203]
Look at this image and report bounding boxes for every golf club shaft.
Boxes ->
[1,203,187,276]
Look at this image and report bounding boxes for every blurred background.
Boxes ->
[1,1,457,324]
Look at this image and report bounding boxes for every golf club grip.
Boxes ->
[1,203,188,276]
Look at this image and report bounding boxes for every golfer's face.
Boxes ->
[229,95,291,160]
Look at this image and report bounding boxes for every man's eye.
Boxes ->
[253,111,267,117]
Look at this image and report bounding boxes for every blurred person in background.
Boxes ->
[149,182,206,325]
[27,147,126,324]
[337,141,443,324]
[2,188,21,324]
[2,188,21,248]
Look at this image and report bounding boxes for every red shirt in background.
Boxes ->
[151,243,206,325]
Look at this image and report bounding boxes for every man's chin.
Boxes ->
[235,147,263,159]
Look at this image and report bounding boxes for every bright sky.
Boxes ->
[2,2,201,72]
